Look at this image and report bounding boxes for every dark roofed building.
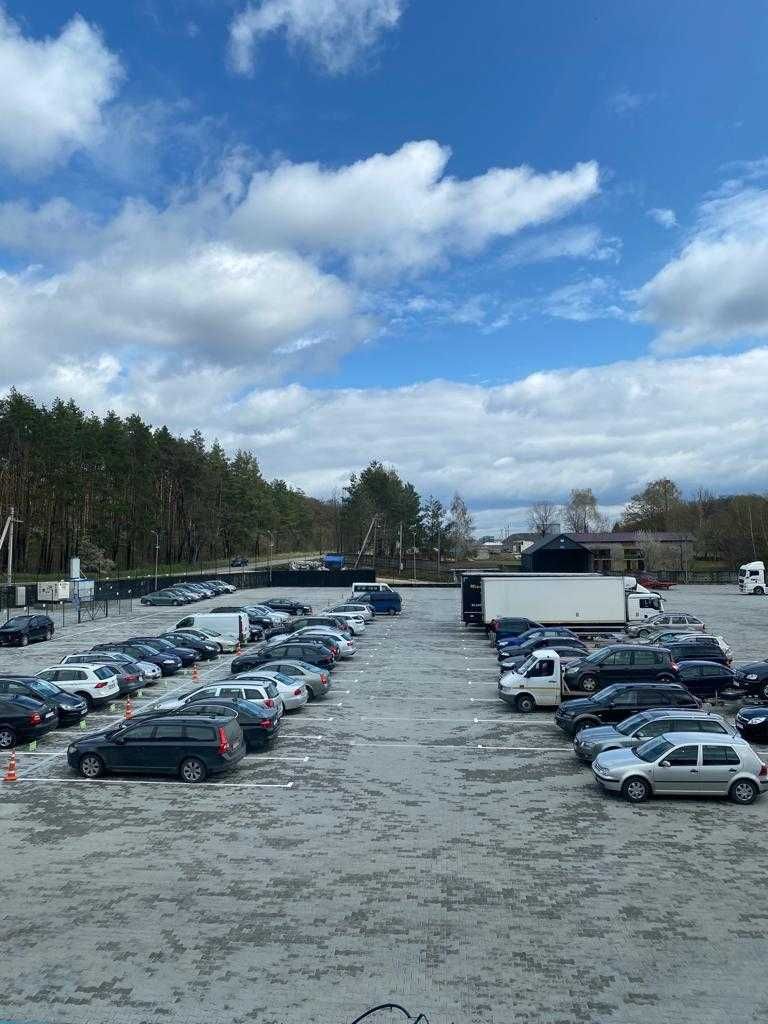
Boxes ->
[520,533,591,573]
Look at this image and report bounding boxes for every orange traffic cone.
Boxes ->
[3,750,18,783]
[124,696,134,720]
[191,664,200,684]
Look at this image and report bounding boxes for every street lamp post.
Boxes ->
[410,524,417,581]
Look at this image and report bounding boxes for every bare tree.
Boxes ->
[527,500,559,535]
[561,488,599,532]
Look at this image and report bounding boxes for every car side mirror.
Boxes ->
[659,760,671,768]
[113,734,126,744]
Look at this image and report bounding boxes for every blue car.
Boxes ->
[497,626,578,649]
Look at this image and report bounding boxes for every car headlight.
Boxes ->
[746,674,758,681]
[749,717,767,725]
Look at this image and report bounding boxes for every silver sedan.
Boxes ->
[591,732,767,804]
[236,671,309,711]
[255,659,331,700]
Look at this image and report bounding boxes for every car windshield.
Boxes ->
[30,680,60,697]
[3,616,31,628]
[635,737,674,762]
[616,713,652,735]
[582,649,609,664]
[518,655,536,675]
[588,686,625,705]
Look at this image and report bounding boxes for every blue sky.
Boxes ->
[3,0,768,533]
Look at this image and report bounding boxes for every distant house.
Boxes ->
[500,532,539,555]
[517,531,694,573]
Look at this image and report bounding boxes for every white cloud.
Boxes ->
[9,348,768,514]
[505,225,620,264]
[231,141,600,274]
[544,277,625,322]
[229,0,403,75]
[647,207,677,229]
[0,10,122,173]
[636,185,768,351]
[608,89,653,115]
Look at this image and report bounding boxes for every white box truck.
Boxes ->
[480,573,664,632]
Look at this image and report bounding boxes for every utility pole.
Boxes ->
[410,524,417,581]
[0,508,22,585]
[398,522,404,574]
[151,529,160,591]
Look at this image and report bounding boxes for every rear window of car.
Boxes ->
[185,725,215,741]
[224,720,241,744]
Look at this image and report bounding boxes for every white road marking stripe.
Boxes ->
[6,777,295,790]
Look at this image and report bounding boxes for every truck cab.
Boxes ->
[626,590,665,622]
[497,649,584,713]
[739,561,766,595]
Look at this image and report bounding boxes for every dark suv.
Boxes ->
[664,640,730,667]
[554,683,701,737]
[0,614,55,647]
[66,713,246,782]
[232,640,335,673]
[563,645,677,693]
[0,675,87,725]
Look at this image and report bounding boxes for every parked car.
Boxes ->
[140,591,186,606]
[66,713,246,782]
[92,642,182,676]
[230,557,248,567]
[255,659,331,700]
[0,614,55,647]
[497,626,578,650]
[36,664,122,708]
[735,705,768,743]
[235,672,309,711]
[0,693,59,748]
[171,626,238,654]
[140,697,279,750]
[664,639,731,667]
[498,634,588,663]
[488,617,542,641]
[315,612,366,635]
[628,613,706,638]
[574,709,734,763]
[64,650,162,684]
[232,641,335,673]
[675,661,736,698]
[554,682,701,737]
[637,630,732,658]
[636,574,674,590]
[57,654,143,697]
[731,661,768,701]
[264,597,313,615]
[0,675,88,725]
[155,680,283,714]
[208,579,236,593]
[290,627,356,658]
[159,631,219,660]
[591,733,767,804]
[285,616,353,638]
[126,637,199,667]
[499,640,590,674]
[324,602,374,621]
[562,645,678,693]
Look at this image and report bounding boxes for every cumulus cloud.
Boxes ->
[231,141,600,274]
[636,185,768,351]
[0,10,122,173]
[229,0,403,75]
[8,348,768,514]
[544,277,625,322]
[647,207,677,229]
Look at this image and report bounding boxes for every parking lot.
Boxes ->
[2,583,768,1024]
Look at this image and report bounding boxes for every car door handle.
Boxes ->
[727,768,737,773]
[689,769,699,773]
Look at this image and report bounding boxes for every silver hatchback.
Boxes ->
[592,732,768,804]
[574,710,734,763]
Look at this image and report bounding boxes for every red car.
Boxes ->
[637,574,674,590]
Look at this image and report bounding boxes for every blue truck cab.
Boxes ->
[349,582,402,615]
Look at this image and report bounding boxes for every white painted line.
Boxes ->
[6,777,295,790]
[250,755,309,763]
[279,734,324,741]
[477,744,571,752]
[348,740,469,750]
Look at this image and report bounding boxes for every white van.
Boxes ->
[174,612,249,645]
[350,582,395,596]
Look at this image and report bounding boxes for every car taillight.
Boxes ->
[217,726,230,754]
[264,698,274,708]
[293,688,302,696]
[321,673,328,683]
[95,681,108,688]
[258,719,272,729]
[29,712,42,725]
[760,763,768,779]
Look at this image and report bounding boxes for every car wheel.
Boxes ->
[622,776,651,803]
[78,754,105,779]
[580,674,598,693]
[305,685,315,702]
[515,693,536,714]
[760,682,768,701]
[0,725,17,749]
[179,757,207,783]
[730,779,759,805]
[754,586,765,596]
[75,691,94,709]
[44,628,53,641]
[20,635,29,647]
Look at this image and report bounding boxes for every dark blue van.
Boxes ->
[350,584,402,615]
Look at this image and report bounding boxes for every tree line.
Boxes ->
[0,391,473,576]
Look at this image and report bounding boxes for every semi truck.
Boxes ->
[480,573,664,633]
[460,571,519,625]
[738,561,766,595]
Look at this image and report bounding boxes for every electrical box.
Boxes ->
[37,581,71,602]
[14,586,26,607]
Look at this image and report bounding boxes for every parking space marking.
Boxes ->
[7,777,296,790]
[278,734,324,741]
[476,744,571,752]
